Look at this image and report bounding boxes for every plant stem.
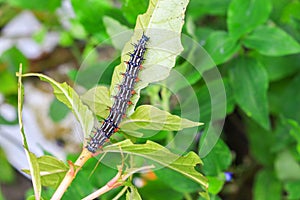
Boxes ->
[112,186,128,200]
[82,165,155,200]
[51,148,92,200]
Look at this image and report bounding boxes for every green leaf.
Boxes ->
[253,170,282,200]
[1,47,28,73]
[202,139,232,176]
[274,150,300,181]
[121,0,148,24]
[188,0,230,18]
[126,186,142,200]
[22,73,94,137]
[103,16,131,50]
[5,0,61,11]
[281,2,300,22]
[38,156,68,188]
[80,86,112,119]
[270,0,291,21]
[103,139,208,188]
[181,78,234,124]
[286,119,300,154]
[203,31,240,65]
[0,148,15,183]
[229,57,270,130]
[243,25,300,56]
[227,0,272,39]
[284,181,300,200]
[139,178,183,200]
[72,61,115,89]
[258,54,300,81]
[49,98,69,122]
[0,71,17,94]
[110,0,189,115]
[155,167,200,193]
[245,118,275,166]
[71,0,113,35]
[17,65,41,200]
[0,189,4,200]
[120,105,203,131]
[59,31,74,47]
[23,156,69,188]
[0,47,28,94]
[271,75,300,121]
[207,174,225,195]
[269,117,297,154]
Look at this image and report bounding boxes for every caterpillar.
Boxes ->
[86,33,149,153]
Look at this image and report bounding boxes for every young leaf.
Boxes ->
[229,57,270,130]
[120,105,203,131]
[227,0,272,39]
[110,0,189,115]
[21,73,94,137]
[243,25,300,56]
[17,65,41,200]
[203,31,240,65]
[103,139,208,188]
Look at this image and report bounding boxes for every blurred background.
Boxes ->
[0,0,300,200]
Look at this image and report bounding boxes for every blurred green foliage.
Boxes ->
[0,0,300,199]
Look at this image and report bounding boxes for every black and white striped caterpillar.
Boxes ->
[86,33,149,153]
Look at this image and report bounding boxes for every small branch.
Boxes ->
[51,148,92,200]
[112,186,129,200]
[82,165,155,200]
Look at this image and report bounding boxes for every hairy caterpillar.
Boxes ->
[86,34,149,153]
